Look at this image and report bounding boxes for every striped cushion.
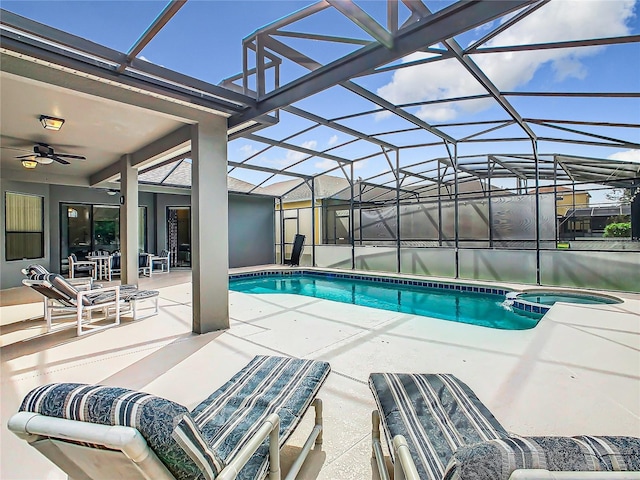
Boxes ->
[443,435,640,479]
[25,264,49,275]
[19,383,222,480]
[369,373,509,480]
[191,355,331,480]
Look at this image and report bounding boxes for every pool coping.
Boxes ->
[229,268,513,297]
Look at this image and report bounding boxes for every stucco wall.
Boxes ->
[1,183,276,288]
[229,194,275,268]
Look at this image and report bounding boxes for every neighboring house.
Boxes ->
[529,186,591,216]
[560,205,631,239]
[261,176,350,253]
[263,175,512,249]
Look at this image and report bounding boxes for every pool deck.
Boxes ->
[1,266,639,479]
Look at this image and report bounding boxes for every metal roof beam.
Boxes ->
[466,0,551,51]
[227,161,310,179]
[326,0,393,48]
[438,28,538,140]
[531,122,640,149]
[398,0,539,140]
[244,1,331,40]
[489,155,528,180]
[284,105,398,150]
[257,35,455,142]
[245,133,353,164]
[117,0,186,73]
[229,0,536,127]
[472,34,640,54]
[273,30,370,46]
[525,118,640,128]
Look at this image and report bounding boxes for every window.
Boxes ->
[5,192,44,261]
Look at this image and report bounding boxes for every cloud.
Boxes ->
[376,1,635,122]
[328,135,339,147]
[285,140,318,163]
[261,140,320,168]
[314,159,338,170]
[314,158,368,171]
[239,144,259,158]
[608,149,640,163]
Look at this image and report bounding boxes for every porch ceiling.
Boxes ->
[0,67,189,185]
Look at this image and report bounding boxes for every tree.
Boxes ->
[605,187,636,205]
[603,222,631,238]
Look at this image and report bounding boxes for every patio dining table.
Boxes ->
[87,254,111,281]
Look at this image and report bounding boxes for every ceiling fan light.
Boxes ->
[40,115,65,131]
[22,160,38,169]
[36,157,54,165]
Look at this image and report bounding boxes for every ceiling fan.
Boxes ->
[15,142,86,166]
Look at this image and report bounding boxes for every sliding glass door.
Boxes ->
[61,203,147,273]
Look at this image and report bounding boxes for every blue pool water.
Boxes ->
[230,274,540,330]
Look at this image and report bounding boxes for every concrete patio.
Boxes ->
[1,269,639,479]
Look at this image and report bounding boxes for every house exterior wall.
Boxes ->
[556,190,590,216]
[278,199,322,245]
[1,184,275,289]
[229,195,275,267]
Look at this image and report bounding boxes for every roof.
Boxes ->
[565,205,631,218]
[260,175,350,201]
[138,157,265,194]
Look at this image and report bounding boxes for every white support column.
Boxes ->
[191,118,229,333]
[121,154,139,286]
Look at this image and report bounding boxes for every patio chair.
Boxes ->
[369,373,640,480]
[104,253,151,280]
[284,234,305,266]
[8,355,331,480]
[139,253,151,277]
[68,253,96,279]
[150,249,170,274]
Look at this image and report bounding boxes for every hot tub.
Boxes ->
[505,289,622,316]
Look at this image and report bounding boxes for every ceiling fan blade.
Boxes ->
[51,155,71,165]
[16,154,37,159]
[1,146,33,153]
[55,153,86,160]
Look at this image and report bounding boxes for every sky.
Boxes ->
[3,0,640,202]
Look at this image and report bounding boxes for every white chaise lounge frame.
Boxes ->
[23,278,121,336]
[8,399,324,480]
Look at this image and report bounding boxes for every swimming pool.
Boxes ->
[230,271,539,330]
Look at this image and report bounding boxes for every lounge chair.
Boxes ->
[23,273,121,336]
[284,234,305,267]
[8,355,331,480]
[369,373,640,480]
[23,269,159,334]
